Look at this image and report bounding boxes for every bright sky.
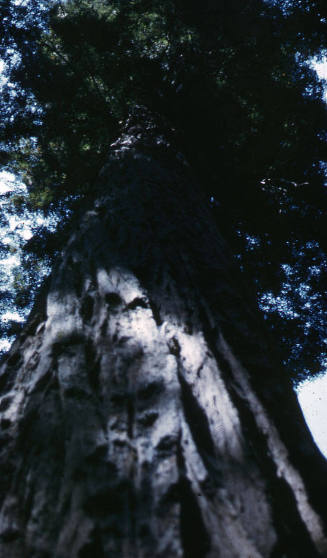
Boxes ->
[298,375,327,456]
[315,58,327,79]
[0,171,40,352]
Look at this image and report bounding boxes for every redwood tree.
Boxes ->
[0,1,327,556]
[0,121,326,556]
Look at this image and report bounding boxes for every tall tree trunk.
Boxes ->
[0,123,327,557]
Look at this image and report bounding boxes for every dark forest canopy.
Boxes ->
[0,0,327,382]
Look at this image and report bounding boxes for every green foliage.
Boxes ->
[0,0,327,381]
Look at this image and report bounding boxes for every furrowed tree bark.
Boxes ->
[0,123,327,558]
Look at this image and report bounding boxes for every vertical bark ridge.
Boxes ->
[213,337,323,557]
[216,334,327,556]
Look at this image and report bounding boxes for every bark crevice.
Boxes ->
[177,441,211,558]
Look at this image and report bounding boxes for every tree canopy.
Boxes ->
[0,0,327,382]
